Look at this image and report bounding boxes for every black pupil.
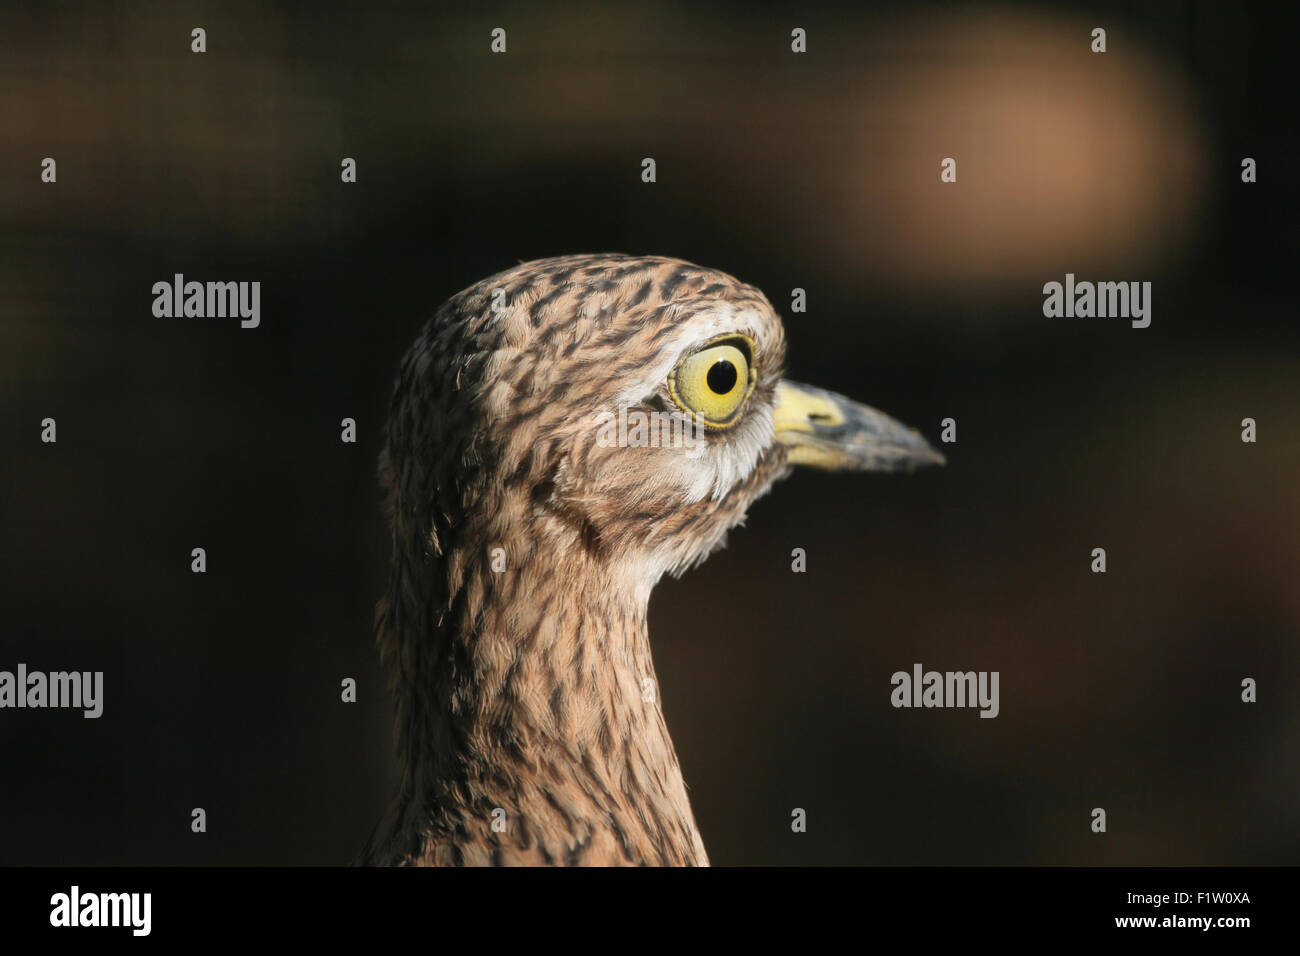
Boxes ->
[706,360,738,395]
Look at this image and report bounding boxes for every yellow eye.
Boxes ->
[667,336,756,428]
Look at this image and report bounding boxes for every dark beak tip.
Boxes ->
[904,433,946,469]
[904,451,945,472]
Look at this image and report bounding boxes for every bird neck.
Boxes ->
[381,540,708,865]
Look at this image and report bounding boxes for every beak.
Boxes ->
[773,380,946,472]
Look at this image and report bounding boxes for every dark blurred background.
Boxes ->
[1,0,1296,865]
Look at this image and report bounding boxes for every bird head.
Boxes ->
[381,254,943,597]
[371,255,945,856]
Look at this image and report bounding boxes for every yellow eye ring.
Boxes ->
[667,334,757,429]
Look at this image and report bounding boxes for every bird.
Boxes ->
[361,253,943,866]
